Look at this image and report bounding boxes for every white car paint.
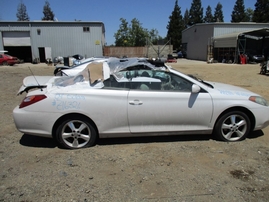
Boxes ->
[13,58,269,149]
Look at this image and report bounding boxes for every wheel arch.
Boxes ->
[214,106,256,131]
[52,113,99,139]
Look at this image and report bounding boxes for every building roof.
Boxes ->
[213,27,269,48]
[0,21,105,32]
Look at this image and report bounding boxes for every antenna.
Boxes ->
[28,66,43,91]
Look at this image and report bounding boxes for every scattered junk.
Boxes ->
[260,60,269,75]
[32,58,40,64]
[53,56,64,66]
[240,54,247,64]
[207,58,214,64]
[46,58,53,66]
[54,54,85,67]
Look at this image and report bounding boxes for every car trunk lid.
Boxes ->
[17,76,54,95]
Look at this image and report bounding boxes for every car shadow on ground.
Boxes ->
[19,130,264,149]
[20,134,57,148]
[97,130,264,146]
[97,134,212,146]
[247,130,264,139]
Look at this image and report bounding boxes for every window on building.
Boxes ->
[83,27,90,32]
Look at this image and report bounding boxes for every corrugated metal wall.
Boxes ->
[213,23,269,37]
[0,32,3,49]
[182,24,214,61]
[182,23,269,61]
[0,21,105,61]
[30,22,104,59]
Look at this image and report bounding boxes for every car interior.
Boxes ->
[103,69,193,92]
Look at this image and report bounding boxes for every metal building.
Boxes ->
[0,21,105,63]
[182,23,269,63]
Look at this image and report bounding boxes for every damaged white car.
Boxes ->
[13,58,269,149]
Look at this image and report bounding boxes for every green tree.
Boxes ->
[42,0,55,21]
[231,0,246,22]
[129,18,148,46]
[183,9,189,28]
[214,2,224,22]
[114,18,150,47]
[166,0,184,50]
[245,8,254,22]
[204,6,214,23]
[16,1,29,21]
[253,0,269,22]
[114,18,130,46]
[148,29,163,45]
[188,0,203,26]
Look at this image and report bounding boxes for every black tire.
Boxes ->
[56,116,97,149]
[2,61,8,66]
[214,111,250,142]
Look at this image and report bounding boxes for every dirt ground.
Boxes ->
[0,59,269,202]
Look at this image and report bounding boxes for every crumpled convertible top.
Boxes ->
[106,57,167,75]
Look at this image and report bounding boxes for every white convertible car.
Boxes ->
[13,58,269,149]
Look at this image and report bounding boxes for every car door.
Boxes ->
[127,72,213,133]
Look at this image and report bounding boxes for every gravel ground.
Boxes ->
[0,60,269,202]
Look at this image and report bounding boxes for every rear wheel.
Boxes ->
[56,116,97,149]
[214,111,250,142]
[2,61,8,66]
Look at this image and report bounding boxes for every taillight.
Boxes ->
[19,95,47,108]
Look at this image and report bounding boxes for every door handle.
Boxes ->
[129,100,143,105]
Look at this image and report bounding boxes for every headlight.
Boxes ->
[249,96,268,106]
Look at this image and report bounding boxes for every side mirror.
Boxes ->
[192,84,201,93]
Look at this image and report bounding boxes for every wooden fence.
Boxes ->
[104,45,173,59]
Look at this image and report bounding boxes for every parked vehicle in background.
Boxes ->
[171,51,178,59]
[0,53,19,66]
[177,51,187,58]
[72,54,85,60]
[166,54,177,63]
[246,51,264,63]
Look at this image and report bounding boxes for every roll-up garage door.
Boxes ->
[2,31,31,46]
[213,32,239,48]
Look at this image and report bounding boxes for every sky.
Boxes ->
[0,0,256,45]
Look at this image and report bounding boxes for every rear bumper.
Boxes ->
[13,106,60,138]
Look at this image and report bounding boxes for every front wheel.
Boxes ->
[56,116,97,149]
[214,111,250,142]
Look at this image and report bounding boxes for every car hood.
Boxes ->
[207,81,258,97]
[17,76,54,95]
